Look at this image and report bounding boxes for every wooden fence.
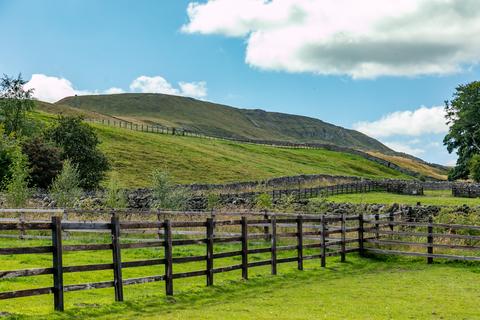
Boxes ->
[1,209,479,312]
[362,215,480,263]
[222,180,422,202]
[0,212,362,311]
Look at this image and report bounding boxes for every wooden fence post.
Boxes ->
[271,215,277,275]
[263,212,270,241]
[358,214,364,257]
[375,214,380,240]
[206,218,214,286]
[427,216,433,264]
[164,220,173,296]
[52,216,64,311]
[297,215,303,271]
[19,210,26,240]
[320,215,326,267]
[111,214,124,302]
[241,217,248,280]
[341,213,346,262]
[389,211,394,231]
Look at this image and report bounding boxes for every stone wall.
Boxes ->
[452,184,480,198]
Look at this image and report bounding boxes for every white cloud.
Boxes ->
[183,0,480,78]
[383,141,425,157]
[129,76,180,95]
[179,81,207,99]
[24,74,125,103]
[353,106,448,138]
[104,87,125,94]
[25,74,207,102]
[130,76,208,99]
[24,74,76,103]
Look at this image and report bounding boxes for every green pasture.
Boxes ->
[0,234,479,319]
[325,190,480,206]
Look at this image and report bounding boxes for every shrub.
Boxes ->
[45,116,109,190]
[469,154,480,182]
[21,137,63,189]
[49,160,82,208]
[255,193,273,210]
[151,170,189,210]
[104,173,128,209]
[4,146,31,208]
[206,193,221,211]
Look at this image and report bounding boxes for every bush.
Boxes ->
[151,170,189,210]
[206,193,221,211]
[469,154,480,182]
[104,173,128,209]
[4,146,31,208]
[49,160,82,208]
[45,116,109,190]
[21,137,63,189]
[255,193,273,210]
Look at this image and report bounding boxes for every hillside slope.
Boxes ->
[32,110,411,187]
[56,93,394,153]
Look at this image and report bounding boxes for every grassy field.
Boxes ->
[326,190,480,206]
[0,234,479,320]
[368,151,448,180]
[55,94,393,153]
[31,110,412,187]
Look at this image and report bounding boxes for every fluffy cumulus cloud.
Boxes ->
[353,106,448,138]
[25,74,207,102]
[24,74,77,103]
[183,0,480,78]
[129,76,208,99]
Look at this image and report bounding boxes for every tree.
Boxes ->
[0,74,35,136]
[151,170,189,210]
[469,155,480,182]
[45,116,110,189]
[22,137,63,189]
[4,145,31,208]
[444,81,480,180]
[104,173,128,209]
[50,160,82,208]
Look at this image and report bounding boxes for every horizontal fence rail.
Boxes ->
[0,211,362,311]
[1,208,479,312]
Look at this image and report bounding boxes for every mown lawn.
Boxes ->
[0,234,479,319]
[326,190,480,206]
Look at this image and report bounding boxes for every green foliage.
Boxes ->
[49,160,82,208]
[444,81,480,180]
[45,116,110,189]
[21,137,63,189]
[4,145,31,208]
[151,170,190,210]
[206,193,221,211]
[255,193,273,210]
[468,154,480,182]
[0,74,35,136]
[104,173,128,209]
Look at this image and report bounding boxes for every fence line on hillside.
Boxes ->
[222,180,424,202]
[1,209,480,311]
[82,118,435,180]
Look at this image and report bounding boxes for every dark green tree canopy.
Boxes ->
[443,81,480,180]
[45,116,110,190]
[22,137,63,189]
[0,74,35,136]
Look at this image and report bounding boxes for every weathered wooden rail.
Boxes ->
[0,212,361,311]
[1,208,479,312]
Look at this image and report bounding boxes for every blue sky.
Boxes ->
[1,0,479,165]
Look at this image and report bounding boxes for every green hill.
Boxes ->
[32,110,411,187]
[56,93,394,153]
